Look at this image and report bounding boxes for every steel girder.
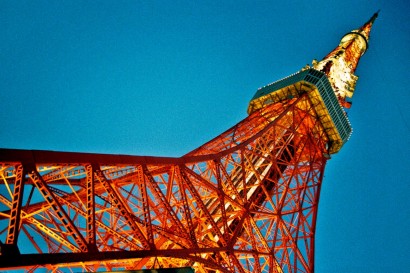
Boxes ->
[0,95,329,272]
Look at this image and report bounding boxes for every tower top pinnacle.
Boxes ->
[312,12,379,107]
[248,13,378,152]
[351,10,379,53]
[366,10,380,27]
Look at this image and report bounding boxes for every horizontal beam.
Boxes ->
[0,148,243,165]
[0,148,179,165]
[0,247,227,270]
[0,99,304,166]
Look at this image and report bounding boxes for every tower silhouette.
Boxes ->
[0,12,377,273]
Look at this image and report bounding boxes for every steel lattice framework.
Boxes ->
[0,13,377,273]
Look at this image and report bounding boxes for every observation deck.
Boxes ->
[248,68,352,154]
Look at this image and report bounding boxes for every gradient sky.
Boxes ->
[1,1,409,272]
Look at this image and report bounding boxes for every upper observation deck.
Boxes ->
[248,68,351,154]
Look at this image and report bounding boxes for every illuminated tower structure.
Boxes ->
[0,13,377,273]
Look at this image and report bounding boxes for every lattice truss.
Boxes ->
[0,95,329,273]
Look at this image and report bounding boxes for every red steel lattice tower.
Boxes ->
[0,13,377,273]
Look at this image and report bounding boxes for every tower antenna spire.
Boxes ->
[366,10,380,26]
[311,12,379,108]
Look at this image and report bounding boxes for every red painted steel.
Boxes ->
[0,96,328,272]
[0,13,377,273]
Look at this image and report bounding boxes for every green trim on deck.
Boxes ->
[248,68,352,154]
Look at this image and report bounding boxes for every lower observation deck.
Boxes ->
[248,68,352,154]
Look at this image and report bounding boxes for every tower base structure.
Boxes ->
[0,92,329,273]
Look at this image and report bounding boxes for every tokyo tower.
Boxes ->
[0,12,377,273]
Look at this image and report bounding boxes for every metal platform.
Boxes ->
[248,68,352,153]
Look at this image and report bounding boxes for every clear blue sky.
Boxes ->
[1,1,409,272]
